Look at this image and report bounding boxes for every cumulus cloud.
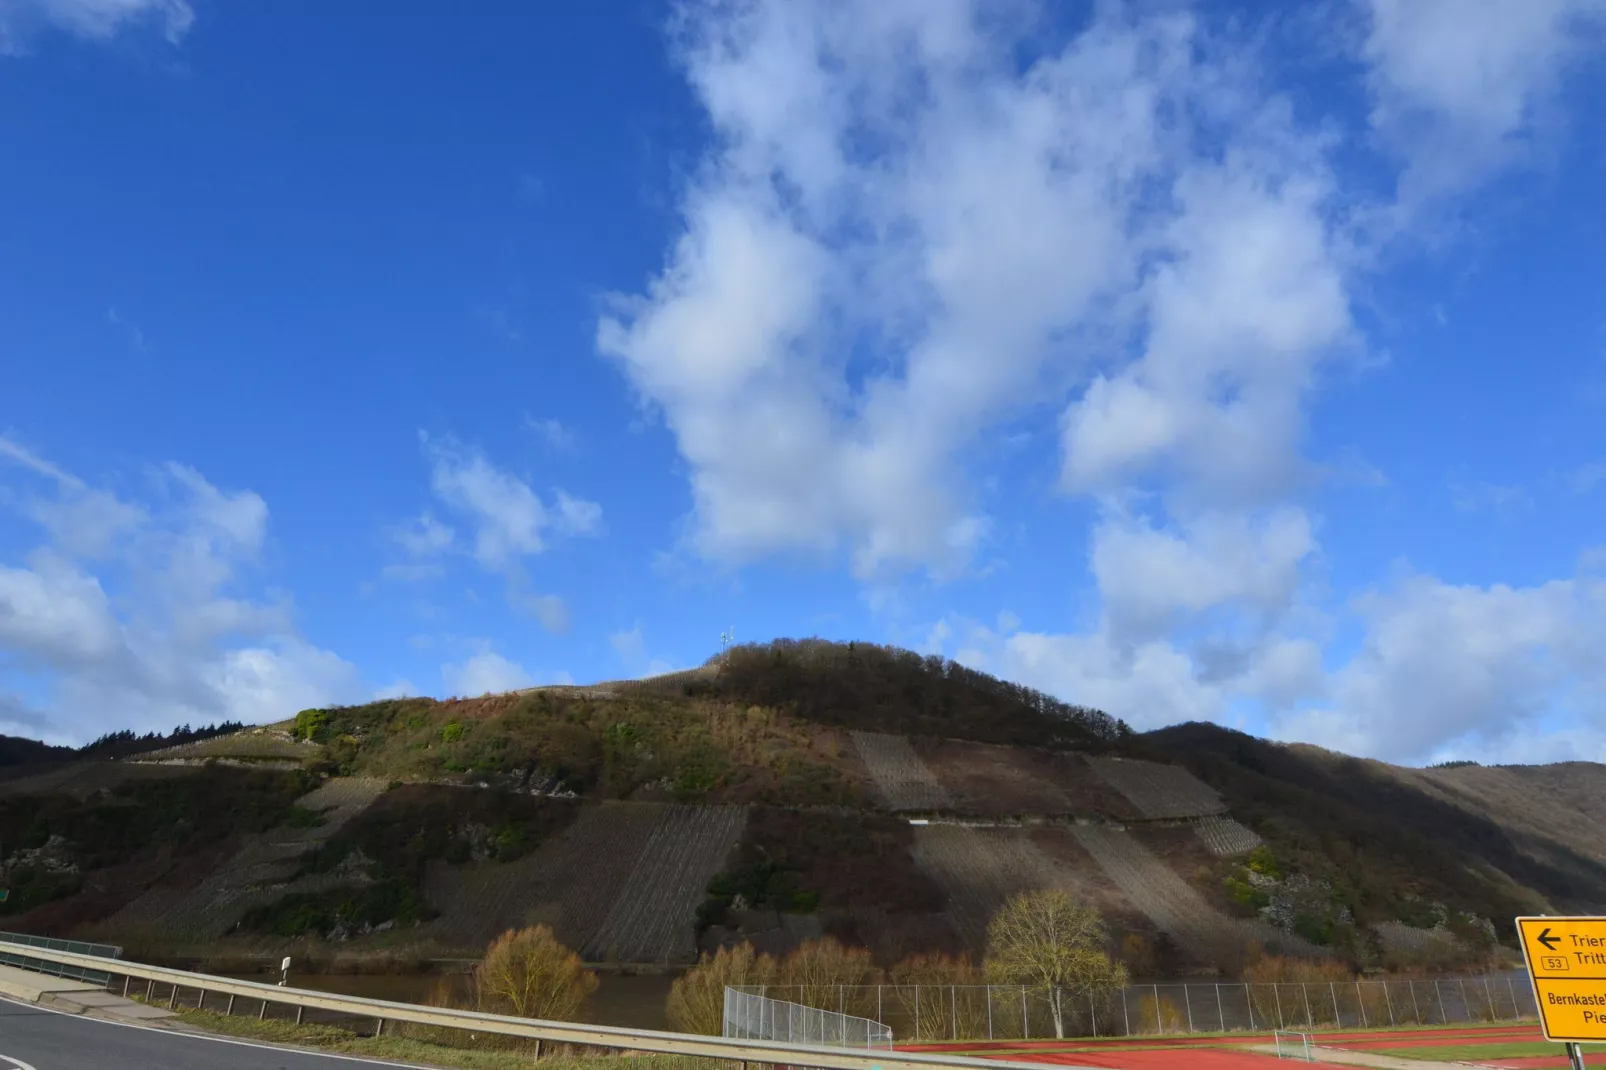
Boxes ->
[0,437,362,742]
[442,650,535,697]
[0,0,193,53]
[608,0,1606,761]
[1359,0,1606,203]
[389,435,600,633]
[1275,574,1606,762]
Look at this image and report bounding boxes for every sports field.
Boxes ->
[898,1021,1591,1070]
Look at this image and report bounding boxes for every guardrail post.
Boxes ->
[259,998,267,1020]
[535,1039,543,1062]
[122,976,130,998]
[146,979,154,1001]
[375,1017,385,1037]
[296,1006,304,1025]
[168,984,178,1009]
[227,993,235,1015]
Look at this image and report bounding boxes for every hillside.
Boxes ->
[0,639,1596,980]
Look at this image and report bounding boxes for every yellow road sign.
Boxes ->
[1517,916,1606,1041]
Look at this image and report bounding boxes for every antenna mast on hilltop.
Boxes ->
[719,626,735,665]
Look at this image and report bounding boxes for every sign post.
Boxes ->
[1517,916,1606,1069]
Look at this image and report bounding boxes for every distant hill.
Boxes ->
[0,639,1596,979]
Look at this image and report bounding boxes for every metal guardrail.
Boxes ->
[0,940,1098,1070]
[0,931,121,985]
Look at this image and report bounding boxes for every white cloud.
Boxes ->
[374,678,418,700]
[392,513,455,559]
[526,416,576,452]
[511,592,571,636]
[1569,460,1606,494]
[600,4,1222,580]
[1451,481,1532,514]
[1359,0,1606,203]
[442,650,534,697]
[1091,509,1317,642]
[609,623,646,665]
[420,434,601,570]
[1274,573,1606,762]
[0,0,193,53]
[0,437,362,742]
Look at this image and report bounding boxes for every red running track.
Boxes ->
[900,1025,1541,1054]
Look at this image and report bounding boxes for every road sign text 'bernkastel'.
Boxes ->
[1517,916,1606,1042]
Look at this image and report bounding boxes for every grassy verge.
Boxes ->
[167,1007,740,1070]
[1368,1042,1606,1061]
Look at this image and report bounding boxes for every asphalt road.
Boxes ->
[0,996,430,1070]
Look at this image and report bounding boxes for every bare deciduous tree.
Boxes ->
[985,889,1128,1038]
[475,925,597,1021]
[667,941,778,1035]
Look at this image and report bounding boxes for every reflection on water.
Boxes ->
[220,971,675,1031]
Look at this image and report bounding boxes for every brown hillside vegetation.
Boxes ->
[1144,723,1606,937]
[4,639,1606,979]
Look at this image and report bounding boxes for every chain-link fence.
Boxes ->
[730,972,1537,1041]
[723,986,894,1048]
[0,931,122,985]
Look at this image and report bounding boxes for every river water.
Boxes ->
[222,971,675,1030]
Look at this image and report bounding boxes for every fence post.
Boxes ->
[1356,982,1366,1028]
[952,985,958,1041]
[1481,975,1496,1020]
[1274,984,1285,1030]
[1090,993,1097,1038]
[1245,984,1255,1031]
[1215,983,1225,1032]
[1301,983,1313,1028]
[1123,987,1131,1037]
[987,985,993,1040]
[879,985,883,1027]
[1185,984,1194,1033]
[1330,982,1340,1027]
[1435,980,1447,1024]
[1021,985,1028,1039]
[1154,984,1162,1035]
[915,984,920,1041]
[1409,981,1420,1023]
[1383,981,1393,1026]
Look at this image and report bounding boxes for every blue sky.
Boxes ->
[1,0,1604,764]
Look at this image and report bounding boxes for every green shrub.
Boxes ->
[293,708,331,743]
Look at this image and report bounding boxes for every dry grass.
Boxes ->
[168,1005,744,1070]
